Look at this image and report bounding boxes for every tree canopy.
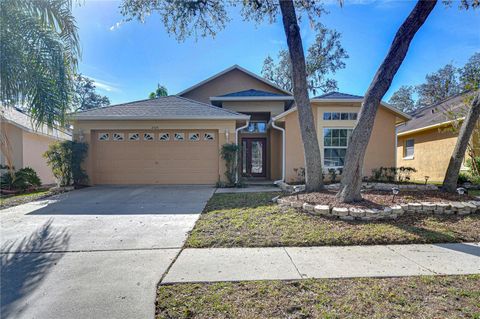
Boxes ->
[72,74,110,111]
[261,23,348,95]
[149,84,168,99]
[389,51,479,112]
[0,0,80,127]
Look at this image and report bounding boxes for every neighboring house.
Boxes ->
[397,93,479,182]
[0,107,72,185]
[71,65,410,185]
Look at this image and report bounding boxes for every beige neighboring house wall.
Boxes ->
[179,67,287,104]
[222,101,286,117]
[281,102,402,183]
[1,107,71,185]
[397,128,458,182]
[73,119,237,185]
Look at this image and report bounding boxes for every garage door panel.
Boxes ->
[92,130,219,184]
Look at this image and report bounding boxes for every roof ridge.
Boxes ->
[173,95,247,116]
[72,97,155,114]
[410,92,469,116]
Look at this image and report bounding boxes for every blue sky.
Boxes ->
[73,0,480,105]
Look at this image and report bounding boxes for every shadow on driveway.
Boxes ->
[1,220,70,319]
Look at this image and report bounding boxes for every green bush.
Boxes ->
[370,166,417,183]
[44,141,88,187]
[220,143,240,187]
[0,167,42,191]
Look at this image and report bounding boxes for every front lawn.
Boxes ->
[156,275,480,319]
[186,192,480,248]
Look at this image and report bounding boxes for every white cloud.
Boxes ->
[88,76,121,93]
[109,21,123,31]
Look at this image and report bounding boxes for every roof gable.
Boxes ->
[313,91,363,100]
[72,95,250,120]
[218,89,289,97]
[178,65,292,104]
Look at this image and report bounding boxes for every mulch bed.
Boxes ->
[283,190,476,209]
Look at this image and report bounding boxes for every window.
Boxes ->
[144,133,154,141]
[129,133,140,141]
[113,133,124,141]
[242,121,267,133]
[174,133,185,141]
[323,112,358,121]
[98,133,109,141]
[189,133,200,141]
[404,139,414,158]
[159,133,170,141]
[204,132,215,141]
[323,128,353,167]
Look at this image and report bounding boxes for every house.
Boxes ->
[397,93,479,182]
[71,65,410,185]
[0,107,72,185]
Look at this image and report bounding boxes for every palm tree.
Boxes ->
[0,0,80,127]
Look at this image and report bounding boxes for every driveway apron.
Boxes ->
[1,185,214,319]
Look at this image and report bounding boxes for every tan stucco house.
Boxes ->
[1,107,71,185]
[72,65,410,185]
[397,93,479,182]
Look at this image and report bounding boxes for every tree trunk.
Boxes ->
[443,92,480,192]
[337,0,437,202]
[278,0,324,192]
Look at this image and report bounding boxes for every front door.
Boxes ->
[241,138,267,177]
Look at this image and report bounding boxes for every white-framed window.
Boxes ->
[242,121,267,133]
[113,133,125,141]
[189,133,200,141]
[323,128,353,168]
[144,133,154,141]
[174,132,185,141]
[159,132,170,141]
[128,133,140,141]
[404,139,414,158]
[98,133,109,141]
[323,112,358,121]
[204,132,215,141]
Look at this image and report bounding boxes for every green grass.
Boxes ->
[156,275,480,319]
[470,189,480,196]
[186,192,480,248]
[0,190,51,209]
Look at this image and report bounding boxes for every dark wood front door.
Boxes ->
[241,138,267,177]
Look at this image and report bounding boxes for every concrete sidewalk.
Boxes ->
[162,243,480,283]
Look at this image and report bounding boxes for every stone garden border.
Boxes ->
[276,181,438,193]
[275,197,480,221]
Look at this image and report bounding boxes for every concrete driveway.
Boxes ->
[0,185,215,319]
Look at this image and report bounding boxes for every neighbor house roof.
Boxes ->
[272,92,411,122]
[72,95,250,121]
[0,106,71,140]
[397,93,468,136]
[210,88,294,101]
[313,92,364,100]
[177,64,292,96]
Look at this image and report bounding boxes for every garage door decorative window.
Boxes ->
[113,133,124,141]
[189,133,200,141]
[128,133,140,141]
[144,133,154,141]
[174,133,184,141]
[159,133,170,141]
[204,132,215,141]
[98,133,109,141]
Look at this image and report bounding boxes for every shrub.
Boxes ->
[466,156,480,176]
[44,141,88,187]
[370,166,417,183]
[0,167,41,191]
[220,143,239,187]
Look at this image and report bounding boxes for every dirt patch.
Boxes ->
[283,190,475,209]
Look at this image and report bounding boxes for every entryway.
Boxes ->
[241,137,267,177]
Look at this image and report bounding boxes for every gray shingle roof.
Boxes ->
[217,89,290,97]
[313,92,364,100]
[1,106,71,140]
[397,93,468,134]
[72,96,250,120]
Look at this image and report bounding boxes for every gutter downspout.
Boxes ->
[235,120,249,183]
[271,120,285,185]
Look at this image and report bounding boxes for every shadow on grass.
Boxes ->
[1,219,70,319]
[204,192,282,212]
